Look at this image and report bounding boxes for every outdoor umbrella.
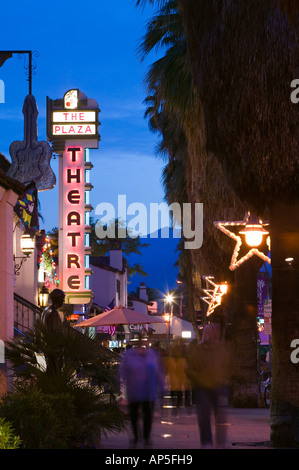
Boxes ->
[74,305,166,345]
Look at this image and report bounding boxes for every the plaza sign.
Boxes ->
[47,89,100,144]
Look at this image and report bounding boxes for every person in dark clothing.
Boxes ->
[186,307,231,448]
[119,338,165,448]
[41,289,65,329]
[41,289,65,375]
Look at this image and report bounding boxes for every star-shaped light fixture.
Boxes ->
[201,276,228,317]
[214,211,271,271]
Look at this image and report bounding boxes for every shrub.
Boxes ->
[3,323,127,448]
[0,388,76,449]
[0,417,21,449]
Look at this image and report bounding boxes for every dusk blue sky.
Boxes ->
[0,1,179,291]
[0,1,169,231]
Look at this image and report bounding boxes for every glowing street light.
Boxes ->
[14,234,35,276]
[285,257,294,269]
[164,293,173,304]
[201,276,228,317]
[20,233,35,257]
[38,285,49,309]
[214,211,270,271]
[239,213,269,247]
[219,282,228,295]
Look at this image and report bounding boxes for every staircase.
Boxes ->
[14,293,42,337]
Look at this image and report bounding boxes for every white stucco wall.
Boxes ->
[90,263,127,309]
[14,223,38,305]
[0,188,19,342]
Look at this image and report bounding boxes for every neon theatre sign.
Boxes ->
[47,89,100,304]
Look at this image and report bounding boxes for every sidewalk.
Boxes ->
[98,406,272,450]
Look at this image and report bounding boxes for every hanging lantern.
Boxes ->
[214,211,271,271]
[38,285,49,308]
[239,213,269,247]
[20,234,35,257]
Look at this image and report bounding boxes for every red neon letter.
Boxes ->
[67,211,81,226]
[67,254,80,268]
[67,190,80,204]
[67,169,81,183]
[67,232,81,247]
[67,147,81,162]
[67,275,80,290]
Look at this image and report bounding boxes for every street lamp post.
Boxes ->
[176,279,183,317]
[164,294,173,347]
[214,211,271,407]
[163,313,171,347]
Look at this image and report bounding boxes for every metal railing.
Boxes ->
[14,293,42,336]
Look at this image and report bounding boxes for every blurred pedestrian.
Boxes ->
[119,336,165,447]
[163,341,189,415]
[186,307,231,448]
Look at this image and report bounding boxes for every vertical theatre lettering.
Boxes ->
[64,146,85,291]
[47,89,100,304]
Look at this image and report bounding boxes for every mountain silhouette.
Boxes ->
[128,227,180,296]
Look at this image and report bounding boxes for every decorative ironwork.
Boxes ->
[14,255,29,276]
[17,50,39,94]
[0,50,39,94]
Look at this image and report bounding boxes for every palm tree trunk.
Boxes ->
[185,248,201,342]
[230,257,261,407]
[270,201,299,448]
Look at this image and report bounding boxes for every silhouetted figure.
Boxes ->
[119,337,165,447]
[41,289,65,375]
[41,289,65,329]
